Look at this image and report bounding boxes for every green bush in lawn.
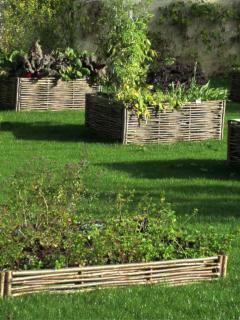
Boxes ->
[0,161,233,270]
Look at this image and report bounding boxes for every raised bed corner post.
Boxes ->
[0,272,5,298]
[15,78,21,112]
[221,101,226,140]
[4,271,12,297]
[218,255,228,278]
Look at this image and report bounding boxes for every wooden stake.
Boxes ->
[220,255,228,278]
[4,271,12,297]
[0,272,5,298]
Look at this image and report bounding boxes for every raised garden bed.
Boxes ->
[228,119,240,165]
[0,255,227,298]
[230,72,240,102]
[0,77,99,111]
[85,95,226,144]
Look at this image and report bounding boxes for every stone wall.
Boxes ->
[150,0,240,74]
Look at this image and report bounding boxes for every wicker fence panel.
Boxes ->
[230,72,240,102]
[85,94,125,140]
[228,119,240,165]
[0,256,228,298]
[86,96,225,144]
[0,78,99,111]
[0,78,17,110]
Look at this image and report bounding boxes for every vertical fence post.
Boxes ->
[219,255,228,278]
[4,271,12,297]
[0,272,5,298]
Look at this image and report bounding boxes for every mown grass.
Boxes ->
[0,96,240,319]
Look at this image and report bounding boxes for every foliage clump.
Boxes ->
[0,161,233,270]
[97,1,228,118]
[0,41,104,82]
[147,58,207,90]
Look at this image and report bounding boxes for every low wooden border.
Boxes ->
[228,119,240,165]
[85,95,226,144]
[230,72,240,102]
[0,77,99,111]
[0,255,227,298]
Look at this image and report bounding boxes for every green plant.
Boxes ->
[0,41,103,81]
[0,162,234,270]
[185,79,228,102]
[0,49,24,77]
[97,0,156,118]
[53,48,91,81]
[115,78,228,116]
[98,0,154,87]
[1,0,102,52]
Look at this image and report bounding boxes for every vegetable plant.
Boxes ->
[0,41,104,82]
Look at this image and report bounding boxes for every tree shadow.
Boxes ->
[100,159,240,218]
[0,121,117,143]
[101,159,240,180]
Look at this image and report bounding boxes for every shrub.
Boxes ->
[147,58,207,91]
[0,162,234,270]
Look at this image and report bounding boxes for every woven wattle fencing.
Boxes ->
[230,72,240,102]
[228,119,240,165]
[85,95,225,144]
[0,77,99,111]
[0,255,227,298]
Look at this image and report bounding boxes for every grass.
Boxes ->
[0,97,240,319]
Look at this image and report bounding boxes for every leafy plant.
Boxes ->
[97,0,156,118]
[115,78,228,116]
[1,0,102,52]
[147,58,207,91]
[0,49,24,77]
[0,162,234,270]
[184,79,228,102]
[98,0,153,87]
[52,48,91,81]
[0,41,104,82]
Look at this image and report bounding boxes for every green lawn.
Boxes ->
[0,100,240,319]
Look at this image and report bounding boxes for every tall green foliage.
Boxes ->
[1,0,100,52]
[97,0,154,89]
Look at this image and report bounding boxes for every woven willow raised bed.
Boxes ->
[230,72,240,102]
[85,95,225,144]
[228,119,240,165]
[0,255,227,298]
[0,77,99,111]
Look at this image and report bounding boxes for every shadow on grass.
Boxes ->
[1,121,117,143]
[101,159,240,181]
[100,159,240,218]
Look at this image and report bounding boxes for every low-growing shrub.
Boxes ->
[0,162,234,270]
[147,58,207,91]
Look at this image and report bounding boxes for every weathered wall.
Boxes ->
[150,0,240,75]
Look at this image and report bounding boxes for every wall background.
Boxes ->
[149,0,240,74]
[1,0,240,75]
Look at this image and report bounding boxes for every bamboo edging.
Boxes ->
[85,95,226,144]
[0,255,228,298]
[0,77,99,111]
